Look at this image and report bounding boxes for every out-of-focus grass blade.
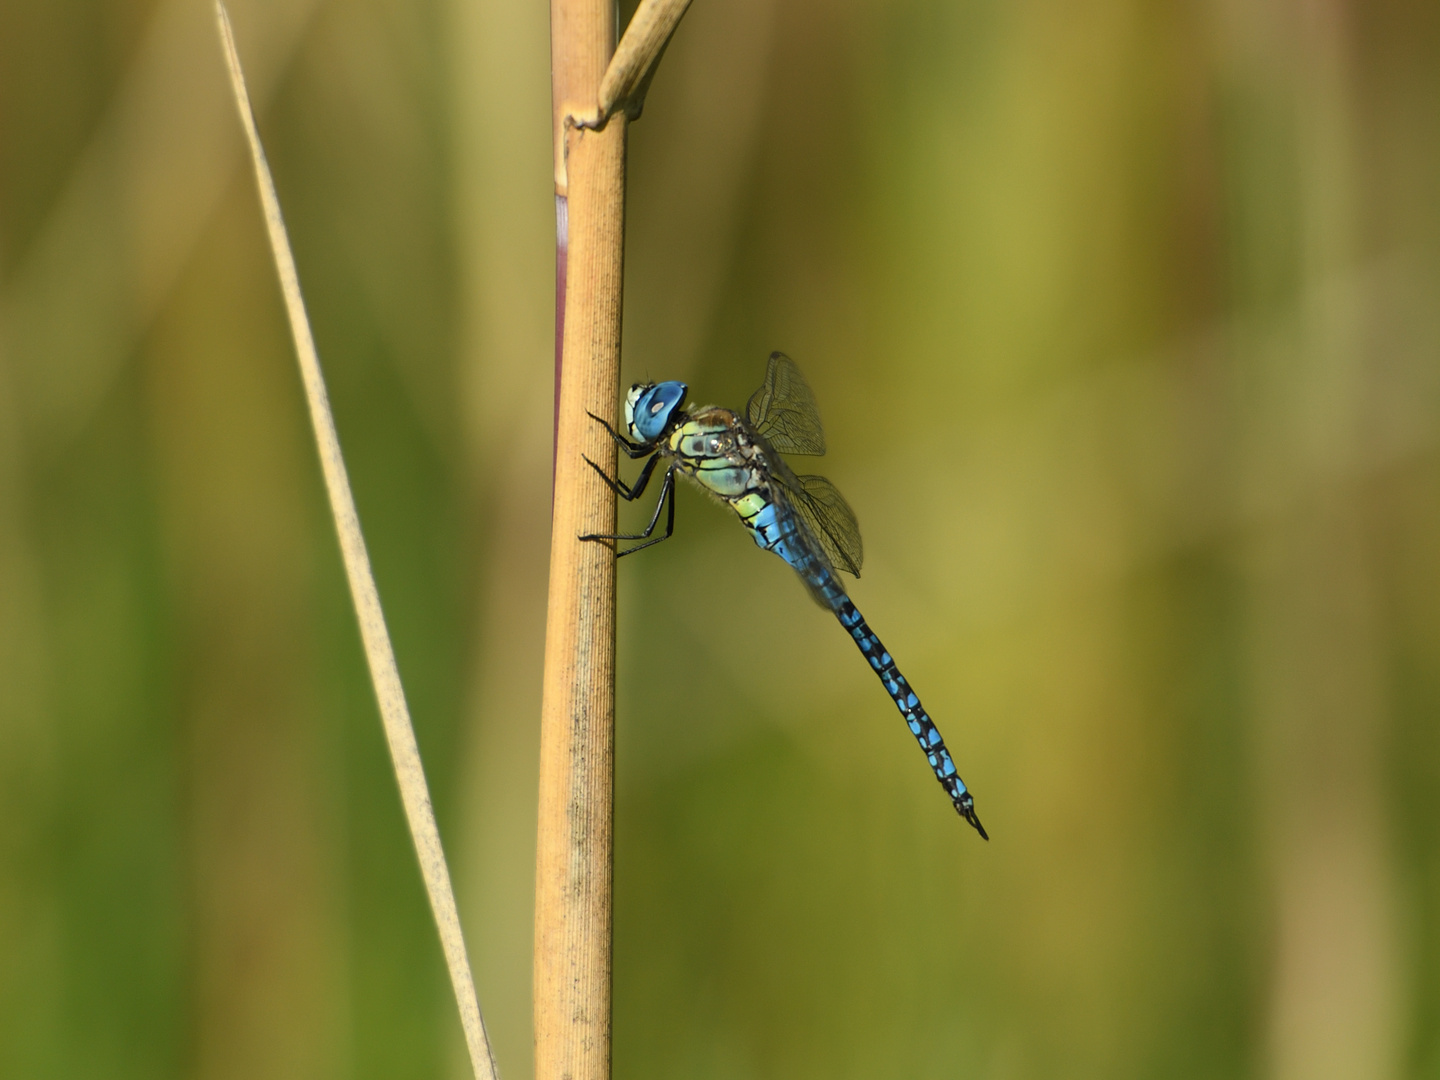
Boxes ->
[212,4,499,1078]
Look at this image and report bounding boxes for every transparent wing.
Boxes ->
[783,474,863,577]
[746,352,827,456]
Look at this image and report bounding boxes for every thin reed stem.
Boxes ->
[213,5,499,1078]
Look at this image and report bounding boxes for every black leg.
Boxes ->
[615,470,677,557]
[588,411,653,458]
[583,450,660,501]
[579,465,676,553]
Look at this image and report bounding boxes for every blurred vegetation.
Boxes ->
[1,0,1437,1078]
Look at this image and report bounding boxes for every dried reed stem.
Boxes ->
[536,2,628,1078]
[213,6,499,1078]
[599,0,694,122]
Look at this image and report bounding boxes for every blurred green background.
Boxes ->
[2,0,1438,1077]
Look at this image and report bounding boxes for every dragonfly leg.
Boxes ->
[578,465,676,553]
[583,449,660,501]
[587,411,653,458]
[615,468,677,557]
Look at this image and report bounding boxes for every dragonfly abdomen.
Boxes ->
[834,594,988,839]
[736,497,986,836]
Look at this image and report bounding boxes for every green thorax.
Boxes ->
[664,407,771,507]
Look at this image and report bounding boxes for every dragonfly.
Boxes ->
[580,353,987,839]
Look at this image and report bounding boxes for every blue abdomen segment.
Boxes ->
[746,500,819,583]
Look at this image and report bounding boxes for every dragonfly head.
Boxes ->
[625,380,687,443]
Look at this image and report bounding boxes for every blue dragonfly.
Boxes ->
[581,353,987,839]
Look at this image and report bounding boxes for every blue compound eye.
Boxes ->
[629,381,687,442]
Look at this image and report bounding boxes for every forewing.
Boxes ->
[745,352,827,456]
[787,474,863,577]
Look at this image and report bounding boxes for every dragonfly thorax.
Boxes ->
[625,380,688,444]
[667,408,773,505]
